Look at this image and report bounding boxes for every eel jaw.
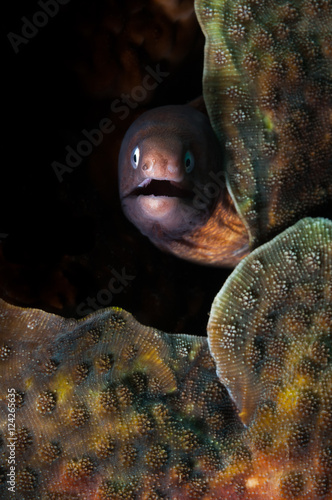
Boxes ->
[129,178,195,199]
[122,178,196,222]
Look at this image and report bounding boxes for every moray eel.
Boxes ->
[118,105,249,267]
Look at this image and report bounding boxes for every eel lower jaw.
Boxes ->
[124,194,182,220]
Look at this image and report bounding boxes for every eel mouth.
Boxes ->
[130,179,194,199]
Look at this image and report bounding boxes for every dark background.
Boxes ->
[1,0,232,335]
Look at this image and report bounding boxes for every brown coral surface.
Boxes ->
[0,301,241,499]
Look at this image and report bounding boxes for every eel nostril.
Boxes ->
[142,164,148,171]
[167,164,177,174]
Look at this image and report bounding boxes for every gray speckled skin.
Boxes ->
[118,105,249,267]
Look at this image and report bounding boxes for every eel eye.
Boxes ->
[131,146,140,169]
[184,150,194,173]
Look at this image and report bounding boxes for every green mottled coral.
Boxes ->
[0,218,332,498]
[0,302,241,499]
[196,0,332,247]
[208,217,332,498]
